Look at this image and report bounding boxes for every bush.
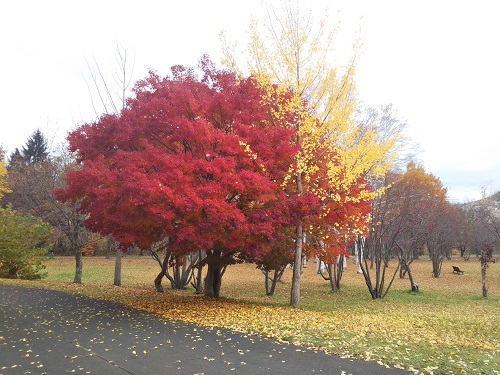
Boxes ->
[0,205,52,279]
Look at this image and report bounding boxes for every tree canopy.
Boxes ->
[21,129,49,164]
[55,56,319,294]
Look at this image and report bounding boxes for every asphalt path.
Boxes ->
[0,284,409,375]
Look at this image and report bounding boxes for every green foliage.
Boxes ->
[0,205,52,279]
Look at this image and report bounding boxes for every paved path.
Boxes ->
[0,285,409,374]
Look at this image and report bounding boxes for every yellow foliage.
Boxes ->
[0,160,11,200]
[222,2,402,239]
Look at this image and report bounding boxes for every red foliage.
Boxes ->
[302,147,373,262]
[55,56,316,259]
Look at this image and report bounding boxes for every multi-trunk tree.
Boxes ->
[464,191,499,297]
[56,56,317,297]
[359,162,449,297]
[224,1,400,305]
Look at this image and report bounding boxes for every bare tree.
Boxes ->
[358,193,401,299]
[358,163,449,297]
[426,204,456,278]
[355,103,418,171]
[467,189,499,297]
[84,43,135,118]
[82,43,135,286]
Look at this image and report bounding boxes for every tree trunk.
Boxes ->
[204,261,223,297]
[481,259,487,298]
[269,269,283,297]
[354,239,363,273]
[399,257,407,278]
[70,229,86,284]
[105,236,111,259]
[113,249,122,286]
[262,267,285,297]
[7,266,19,278]
[407,265,418,292]
[333,255,344,290]
[290,222,303,306]
[154,251,170,292]
[73,248,83,283]
[359,238,400,299]
[164,254,194,289]
[401,258,418,292]
[192,250,204,294]
[431,254,444,278]
[290,162,303,307]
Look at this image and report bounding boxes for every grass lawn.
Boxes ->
[1,256,498,374]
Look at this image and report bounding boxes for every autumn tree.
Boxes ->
[358,163,448,297]
[223,1,400,305]
[454,203,475,260]
[387,164,452,279]
[395,163,448,280]
[56,56,314,297]
[466,190,499,297]
[426,202,456,277]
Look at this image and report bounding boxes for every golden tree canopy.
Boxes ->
[223,0,402,225]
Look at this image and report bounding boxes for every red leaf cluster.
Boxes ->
[55,57,314,259]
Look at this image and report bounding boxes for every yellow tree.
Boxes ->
[0,147,11,200]
[223,1,401,306]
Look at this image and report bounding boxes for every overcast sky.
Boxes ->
[1,0,498,203]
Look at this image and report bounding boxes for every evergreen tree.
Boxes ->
[22,129,49,163]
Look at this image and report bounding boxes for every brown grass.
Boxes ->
[37,255,499,297]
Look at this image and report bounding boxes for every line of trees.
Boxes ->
[355,163,499,298]
[1,1,498,300]
[1,129,498,297]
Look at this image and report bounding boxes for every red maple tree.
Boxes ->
[55,56,317,296]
